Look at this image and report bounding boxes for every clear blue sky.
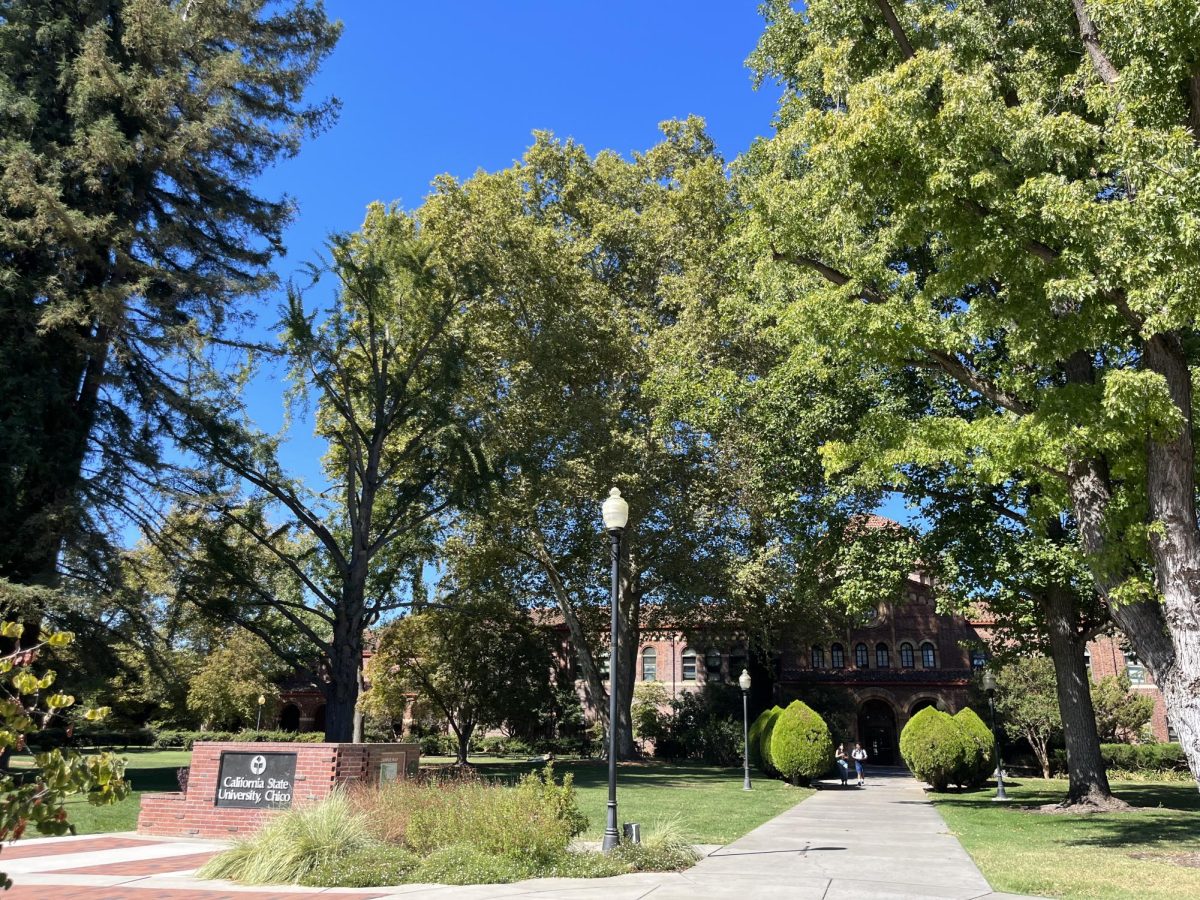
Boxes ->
[234,0,912,524]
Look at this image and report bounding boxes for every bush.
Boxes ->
[416,733,459,757]
[747,709,771,769]
[899,707,968,791]
[198,792,372,885]
[612,819,700,872]
[410,845,530,884]
[649,685,744,765]
[953,708,994,788]
[151,729,326,750]
[758,706,784,775]
[1100,742,1187,773]
[768,701,833,786]
[300,844,418,887]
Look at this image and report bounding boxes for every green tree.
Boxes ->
[994,657,1063,780]
[171,207,489,742]
[362,599,554,765]
[1092,671,1155,743]
[742,0,1200,786]
[185,629,286,730]
[0,0,339,592]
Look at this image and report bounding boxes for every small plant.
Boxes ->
[300,844,418,887]
[768,700,833,786]
[614,818,701,872]
[410,844,531,884]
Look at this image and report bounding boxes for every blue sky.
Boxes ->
[242,0,782,475]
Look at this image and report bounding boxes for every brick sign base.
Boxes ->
[138,741,420,839]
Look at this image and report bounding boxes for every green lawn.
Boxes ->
[424,757,812,844]
[932,777,1200,899]
[11,750,808,845]
[9,748,191,835]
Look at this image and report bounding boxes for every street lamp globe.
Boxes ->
[258,694,266,706]
[738,669,751,692]
[981,671,997,695]
[602,487,629,532]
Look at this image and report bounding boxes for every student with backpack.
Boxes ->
[835,744,850,786]
[852,742,868,786]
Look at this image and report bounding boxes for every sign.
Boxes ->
[214,751,297,809]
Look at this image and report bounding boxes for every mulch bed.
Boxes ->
[1129,851,1200,868]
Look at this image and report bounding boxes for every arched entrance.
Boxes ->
[858,699,898,766]
[279,703,301,732]
[909,697,939,717]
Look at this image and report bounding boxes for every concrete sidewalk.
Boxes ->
[7,769,1046,899]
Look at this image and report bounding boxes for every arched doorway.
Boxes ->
[279,703,301,732]
[312,704,326,734]
[858,699,898,766]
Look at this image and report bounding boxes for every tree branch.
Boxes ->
[873,0,914,60]
[1071,0,1119,86]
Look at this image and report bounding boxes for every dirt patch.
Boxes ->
[1026,797,1137,814]
[1129,851,1200,868]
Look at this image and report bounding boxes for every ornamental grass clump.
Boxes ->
[899,707,969,791]
[768,700,833,786]
[198,792,372,885]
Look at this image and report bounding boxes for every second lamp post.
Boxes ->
[739,668,752,791]
[981,671,1010,802]
[601,487,629,852]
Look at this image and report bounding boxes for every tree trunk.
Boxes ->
[1043,586,1120,808]
[456,725,473,765]
[616,564,642,760]
[324,608,364,743]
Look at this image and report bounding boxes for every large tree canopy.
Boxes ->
[741,0,1200,785]
[0,0,340,588]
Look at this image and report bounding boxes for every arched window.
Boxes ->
[900,642,915,668]
[970,648,987,669]
[875,642,890,668]
[831,643,845,669]
[1124,650,1145,685]
[642,647,657,682]
[811,645,824,669]
[854,643,869,668]
[681,648,697,681]
[598,648,611,680]
[1083,649,1092,676]
[705,648,722,675]
[921,642,936,668]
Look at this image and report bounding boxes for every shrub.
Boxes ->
[360,764,586,867]
[952,708,994,788]
[410,845,530,884]
[300,844,419,887]
[650,685,744,765]
[899,707,968,791]
[1098,742,1187,773]
[768,701,833,786]
[747,709,771,769]
[151,729,326,750]
[757,706,784,775]
[198,792,372,885]
[613,819,700,872]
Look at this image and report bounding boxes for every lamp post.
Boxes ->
[601,487,629,852]
[256,694,266,731]
[980,671,1009,802]
[739,669,752,791]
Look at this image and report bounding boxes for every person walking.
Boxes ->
[835,744,850,786]
[852,742,868,786]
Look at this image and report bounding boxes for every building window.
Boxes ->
[970,649,987,670]
[875,642,890,669]
[831,643,845,669]
[811,645,824,669]
[1125,651,1145,685]
[1084,649,1092,676]
[642,647,657,682]
[705,648,722,675]
[729,651,746,679]
[921,642,936,669]
[681,648,697,681]
[855,643,869,668]
[900,643,915,668]
[598,649,610,679]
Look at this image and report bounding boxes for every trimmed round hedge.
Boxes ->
[757,706,784,775]
[747,708,773,769]
[768,700,833,786]
[899,706,968,791]
[953,707,995,788]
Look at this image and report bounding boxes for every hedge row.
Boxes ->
[898,707,994,791]
[749,701,833,786]
[151,730,327,749]
[23,728,329,752]
[1052,742,1187,774]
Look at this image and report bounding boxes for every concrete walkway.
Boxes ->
[6,769,1046,899]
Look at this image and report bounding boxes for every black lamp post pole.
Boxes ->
[742,686,752,791]
[986,688,1009,802]
[602,526,622,852]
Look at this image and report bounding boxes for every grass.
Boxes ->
[423,757,812,844]
[7,748,191,835]
[932,777,1200,899]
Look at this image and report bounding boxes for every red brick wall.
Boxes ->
[137,741,420,838]
[1086,635,1171,742]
